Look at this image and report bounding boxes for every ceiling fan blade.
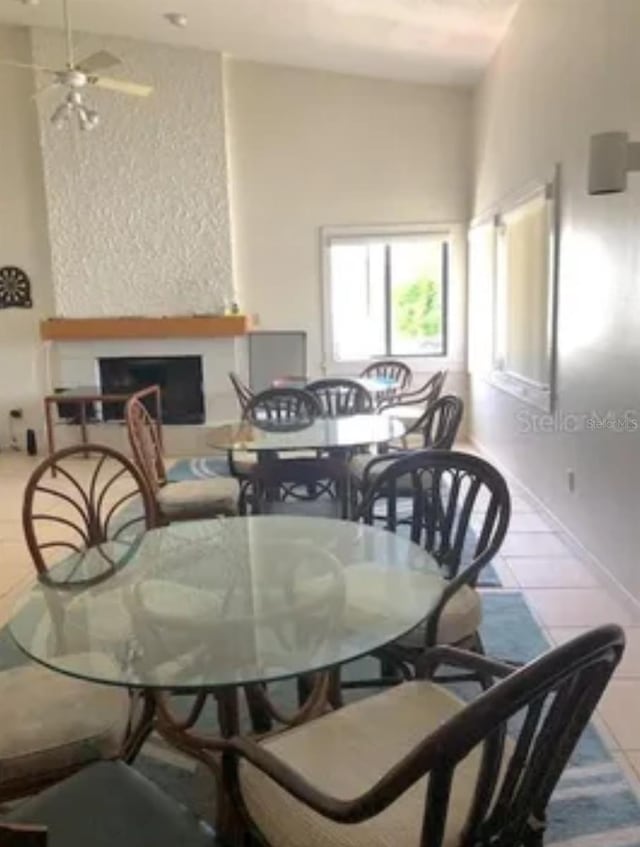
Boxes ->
[90,76,153,97]
[0,60,58,74]
[77,50,122,74]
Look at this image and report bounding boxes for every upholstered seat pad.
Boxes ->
[157,477,239,519]
[240,680,510,847]
[7,761,215,847]
[349,454,432,492]
[398,584,482,647]
[0,659,130,787]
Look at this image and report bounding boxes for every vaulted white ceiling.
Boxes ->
[0,0,519,85]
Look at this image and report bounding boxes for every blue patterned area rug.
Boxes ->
[129,593,640,846]
[167,457,503,588]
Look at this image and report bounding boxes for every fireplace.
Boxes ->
[98,355,205,425]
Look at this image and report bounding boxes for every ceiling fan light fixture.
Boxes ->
[78,106,100,131]
[50,100,71,128]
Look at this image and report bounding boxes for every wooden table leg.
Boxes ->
[79,400,89,458]
[154,689,246,847]
[44,398,56,477]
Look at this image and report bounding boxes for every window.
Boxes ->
[467,175,559,412]
[323,231,448,362]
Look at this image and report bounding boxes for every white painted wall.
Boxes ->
[470,0,640,597]
[31,30,233,318]
[225,60,472,395]
[0,25,53,449]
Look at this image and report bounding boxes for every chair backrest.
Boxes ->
[239,457,348,517]
[399,625,624,845]
[378,369,446,413]
[243,388,321,427]
[22,444,157,584]
[125,392,166,494]
[228,371,254,414]
[358,450,510,584]
[306,378,373,417]
[418,625,625,845]
[360,359,412,392]
[413,395,464,448]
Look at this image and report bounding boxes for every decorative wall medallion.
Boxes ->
[0,267,33,309]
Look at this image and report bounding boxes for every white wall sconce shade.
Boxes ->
[588,131,640,195]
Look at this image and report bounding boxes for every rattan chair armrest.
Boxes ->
[415,646,518,681]
[225,730,448,825]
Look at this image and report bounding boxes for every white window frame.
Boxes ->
[320,223,455,372]
[468,169,560,413]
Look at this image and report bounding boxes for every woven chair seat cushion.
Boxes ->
[349,454,432,493]
[157,477,239,519]
[398,584,482,648]
[0,659,130,789]
[240,680,512,847]
[6,761,215,847]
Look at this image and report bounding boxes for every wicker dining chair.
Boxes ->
[356,450,510,669]
[360,358,412,393]
[0,445,157,803]
[23,443,157,583]
[306,378,373,417]
[221,625,624,847]
[243,388,322,427]
[377,370,447,441]
[349,395,464,493]
[229,371,254,415]
[126,391,239,523]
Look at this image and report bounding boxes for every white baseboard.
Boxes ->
[469,434,640,615]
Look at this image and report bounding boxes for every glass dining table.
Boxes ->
[206,413,406,455]
[9,515,443,840]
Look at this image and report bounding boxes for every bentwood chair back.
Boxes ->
[126,392,239,523]
[357,450,511,652]
[402,393,463,449]
[306,378,373,417]
[243,388,321,427]
[378,369,446,414]
[22,443,157,583]
[125,392,167,493]
[360,358,412,392]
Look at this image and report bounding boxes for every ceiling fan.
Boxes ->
[0,0,153,131]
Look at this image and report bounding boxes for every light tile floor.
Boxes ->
[2,445,640,791]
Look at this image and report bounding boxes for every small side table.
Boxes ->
[44,384,162,474]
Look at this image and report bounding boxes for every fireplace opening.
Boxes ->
[98,356,205,425]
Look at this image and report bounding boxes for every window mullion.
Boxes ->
[384,243,392,355]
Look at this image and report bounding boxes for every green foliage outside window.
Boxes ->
[393,276,441,339]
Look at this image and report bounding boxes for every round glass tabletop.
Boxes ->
[207,414,405,452]
[9,516,443,691]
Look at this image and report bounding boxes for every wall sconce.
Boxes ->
[588,131,640,194]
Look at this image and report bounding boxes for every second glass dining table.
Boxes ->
[206,413,405,454]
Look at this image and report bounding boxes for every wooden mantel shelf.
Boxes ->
[40,315,252,342]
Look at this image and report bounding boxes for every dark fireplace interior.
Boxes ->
[98,356,205,425]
